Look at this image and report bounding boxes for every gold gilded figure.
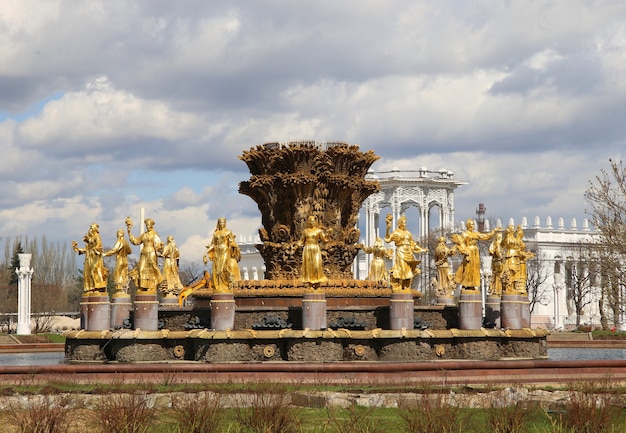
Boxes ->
[298,215,329,288]
[103,229,132,295]
[434,236,456,296]
[72,223,108,293]
[126,217,163,293]
[384,214,426,292]
[501,225,535,294]
[488,230,504,296]
[203,218,241,293]
[160,235,184,297]
[454,219,499,291]
[360,237,392,282]
[516,225,534,294]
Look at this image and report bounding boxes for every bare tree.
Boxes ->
[585,158,626,328]
[563,244,598,328]
[0,236,79,314]
[525,252,551,314]
[178,260,206,286]
[594,247,625,330]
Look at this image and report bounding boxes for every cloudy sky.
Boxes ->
[1,0,624,261]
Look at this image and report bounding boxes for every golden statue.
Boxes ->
[360,237,392,282]
[103,229,132,295]
[488,230,504,296]
[298,215,329,288]
[434,236,456,296]
[126,217,163,293]
[453,219,499,291]
[160,235,184,298]
[384,214,426,292]
[203,217,241,293]
[516,225,535,293]
[72,223,108,293]
[501,225,535,294]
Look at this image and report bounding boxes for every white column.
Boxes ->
[553,258,565,329]
[420,205,428,239]
[16,253,33,335]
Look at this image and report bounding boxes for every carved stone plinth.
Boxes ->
[485,295,501,329]
[111,294,132,329]
[134,293,159,331]
[501,294,528,329]
[389,292,414,330]
[211,293,236,330]
[160,293,179,307]
[458,291,482,330]
[302,292,327,330]
[85,293,111,331]
[80,293,90,330]
[436,295,456,306]
[521,295,530,328]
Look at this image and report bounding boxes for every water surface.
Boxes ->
[0,349,622,366]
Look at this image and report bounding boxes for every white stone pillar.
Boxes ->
[420,205,428,239]
[553,258,565,329]
[16,253,33,335]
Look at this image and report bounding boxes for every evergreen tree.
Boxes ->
[8,241,23,286]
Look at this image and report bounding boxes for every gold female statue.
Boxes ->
[298,215,329,288]
[501,225,535,294]
[103,229,132,294]
[434,236,456,296]
[126,217,163,293]
[384,214,426,292]
[72,223,108,293]
[203,217,241,293]
[160,235,184,297]
[454,219,499,291]
[488,230,504,296]
[361,237,392,282]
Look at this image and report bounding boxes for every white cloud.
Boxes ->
[1,0,626,260]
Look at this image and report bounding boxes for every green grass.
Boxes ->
[111,407,626,433]
[2,333,66,343]
[591,330,626,339]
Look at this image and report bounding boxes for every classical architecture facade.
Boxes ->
[360,168,466,245]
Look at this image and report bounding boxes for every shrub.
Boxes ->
[482,388,538,433]
[88,392,155,433]
[170,392,225,433]
[234,388,302,433]
[544,379,625,433]
[325,401,390,433]
[4,395,74,433]
[398,391,475,433]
